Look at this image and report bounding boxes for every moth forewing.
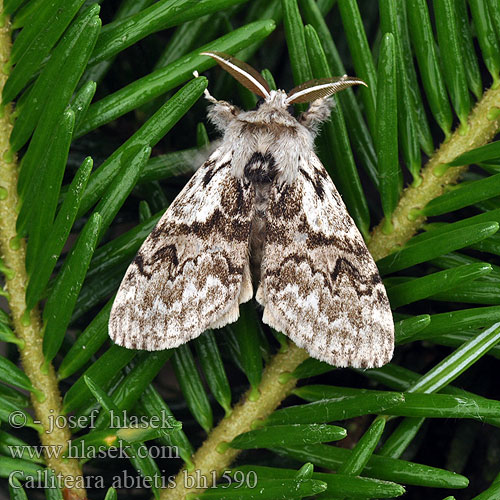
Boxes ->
[257,153,394,368]
[109,53,394,368]
[286,76,368,104]
[108,151,254,351]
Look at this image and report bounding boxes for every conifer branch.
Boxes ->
[0,8,86,500]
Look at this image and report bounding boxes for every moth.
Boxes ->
[109,52,394,368]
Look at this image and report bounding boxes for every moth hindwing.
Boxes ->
[109,54,394,368]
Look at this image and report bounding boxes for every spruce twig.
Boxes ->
[369,84,500,261]
[0,9,86,500]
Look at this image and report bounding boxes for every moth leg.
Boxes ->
[202,85,218,103]
[206,94,241,133]
[299,97,335,138]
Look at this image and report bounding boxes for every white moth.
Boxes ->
[109,52,394,368]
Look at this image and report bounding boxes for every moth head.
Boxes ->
[201,51,367,108]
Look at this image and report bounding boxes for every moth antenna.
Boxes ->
[201,51,271,99]
[286,75,367,104]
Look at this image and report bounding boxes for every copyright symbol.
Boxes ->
[9,411,27,428]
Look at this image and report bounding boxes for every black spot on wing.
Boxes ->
[331,257,363,282]
[133,254,151,278]
[299,166,324,200]
[329,257,377,298]
[202,160,230,187]
[152,244,178,267]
